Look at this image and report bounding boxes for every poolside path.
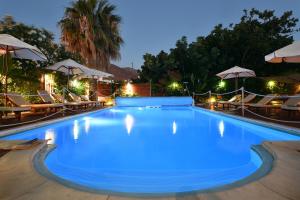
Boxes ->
[0,141,299,200]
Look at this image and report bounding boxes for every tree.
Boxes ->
[138,9,300,95]
[0,16,81,101]
[59,0,123,71]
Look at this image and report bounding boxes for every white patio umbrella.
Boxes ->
[0,34,47,105]
[77,68,113,79]
[265,41,300,63]
[0,34,47,61]
[216,66,256,90]
[46,59,87,89]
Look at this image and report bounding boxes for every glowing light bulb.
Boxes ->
[218,80,226,88]
[125,82,134,96]
[267,80,276,90]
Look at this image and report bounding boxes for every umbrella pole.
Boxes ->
[4,46,8,107]
[67,68,70,90]
[235,77,238,93]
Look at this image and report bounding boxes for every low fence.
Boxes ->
[0,86,299,128]
[0,87,110,128]
[193,87,300,124]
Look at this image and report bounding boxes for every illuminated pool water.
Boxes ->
[1,97,300,194]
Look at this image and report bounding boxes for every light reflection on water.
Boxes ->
[125,114,134,135]
[219,120,225,138]
[84,117,91,134]
[73,120,79,141]
[172,121,177,135]
[45,129,55,144]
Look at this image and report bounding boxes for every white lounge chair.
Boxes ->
[281,96,300,117]
[69,92,100,108]
[230,94,257,107]
[218,94,241,109]
[51,92,83,110]
[6,92,63,114]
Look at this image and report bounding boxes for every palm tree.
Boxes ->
[59,0,123,72]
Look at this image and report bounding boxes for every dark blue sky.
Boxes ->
[1,0,299,68]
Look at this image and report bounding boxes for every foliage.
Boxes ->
[69,79,88,95]
[166,81,183,96]
[59,0,123,71]
[0,16,82,102]
[138,9,300,95]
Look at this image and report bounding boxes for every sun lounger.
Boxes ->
[69,92,99,108]
[38,90,89,112]
[230,94,256,107]
[51,93,82,110]
[246,94,278,114]
[248,94,300,115]
[247,94,277,108]
[280,96,300,116]
[37,90,59,104]
[218,94,241,109]
[6,92,63,114]
[81,95,103,107]
[0,106,30,120]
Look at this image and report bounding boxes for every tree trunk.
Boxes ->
[89,79,98,101]
[95,51,110,72]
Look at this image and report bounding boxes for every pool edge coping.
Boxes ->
[32,139,275,198]
[0,105,298,197]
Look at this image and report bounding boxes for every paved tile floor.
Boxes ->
[0,141,299,200]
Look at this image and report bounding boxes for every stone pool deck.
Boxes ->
[0,141,299,200]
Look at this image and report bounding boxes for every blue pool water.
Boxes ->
[1,97,300,194]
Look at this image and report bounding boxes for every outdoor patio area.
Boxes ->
[0,139,299,200]
[1,0,300,199]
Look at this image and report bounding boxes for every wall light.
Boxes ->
[267,80,276,90]
[125,82,134,96]
[170,82,179,90]
[0,49,7,55]
[208,97,216,103]
[296,84,300,93]
[218,80,226,88]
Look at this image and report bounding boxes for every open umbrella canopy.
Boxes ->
[217,66,256,91]
[77,68,113,80]
[0,34,47,61]
[46,59,86,76]
[265,41,300,63]
[216,66,256,79]
[46,59,90,89]
[0,34,47,105]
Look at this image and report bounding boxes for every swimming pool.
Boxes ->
[1,97,300,194]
